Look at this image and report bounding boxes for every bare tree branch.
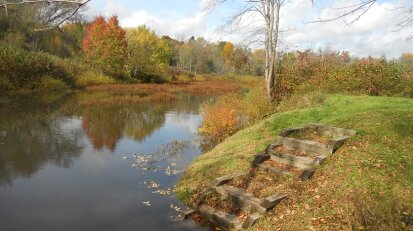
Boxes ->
[1,0,92,30]
[310,0,376,25]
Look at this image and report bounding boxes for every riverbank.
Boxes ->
[2,76,261,105]
[176,94,413,230]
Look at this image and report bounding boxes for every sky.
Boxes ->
[83,0,413,58]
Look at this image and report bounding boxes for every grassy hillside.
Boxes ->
[176,95,413,230]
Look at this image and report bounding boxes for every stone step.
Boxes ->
[216,185,267,214]
[253,153,316,179]
[256,162,296,177]
[277,136,333,156]
[266,143,327,166]
[257,162,315,180]
[269,152,317,169]
[307,123,357,137]
[198,205,243,230]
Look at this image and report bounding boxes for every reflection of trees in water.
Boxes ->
[80,94,212,152]
[0,93,83,187]
[167,94,213,115]
[81,104,168,151]
[82,106,125,151]
[123,104,167,141]
[0,92,213,186]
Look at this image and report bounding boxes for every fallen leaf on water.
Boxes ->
[142,201,151,206]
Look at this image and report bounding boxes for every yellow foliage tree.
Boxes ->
[221,42,234,65]
[126,26,170,82]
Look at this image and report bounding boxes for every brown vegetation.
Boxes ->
[81,92,179,106]
[79,79,243,105]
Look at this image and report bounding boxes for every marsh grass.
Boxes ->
[81,92,179,106]
[75,71,116,87]
[176,94,413,231]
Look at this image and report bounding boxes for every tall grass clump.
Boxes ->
[75,71,116,88]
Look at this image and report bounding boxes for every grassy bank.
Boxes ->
[176,95,413,230]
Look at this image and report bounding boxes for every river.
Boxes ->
[0,92,212,231]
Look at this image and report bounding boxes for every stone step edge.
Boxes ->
[254,152,321,170]
[198,205,244,230]
[277,136,333,156]
[270,152,322,169]
[279,123,357,139]
[256,162,315,180]
[216,185,265,214]
[213,172,246,187]
[265,143,328,166]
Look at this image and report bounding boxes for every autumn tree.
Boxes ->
[399,53,413,67]
[249,49,266,76]
[220,41,234,65]
[126,26,170,82]
[232,47,248,71]
[82,16,127,77]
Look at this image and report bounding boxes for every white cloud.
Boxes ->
[83,0,413,58]
[225,0,413,58]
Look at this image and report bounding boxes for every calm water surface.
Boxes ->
[0,92,212,231]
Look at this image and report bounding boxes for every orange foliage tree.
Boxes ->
[82,16,127,77]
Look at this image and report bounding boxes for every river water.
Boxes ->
[0,92,212,231]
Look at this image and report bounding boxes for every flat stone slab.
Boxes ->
[252,153,271,166]
[261,195,288,209]
[269,152,315,169]
[257,163,315,180]
[213,172,245,187]
[257,163,296,178]
[307,123,357,137]
[216,185,267,214]
[278,136,333,156]
[327,136,352,151]
[278,126,306,137]
[198,205,243,230]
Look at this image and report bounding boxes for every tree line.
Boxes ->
[79,16,267,82]
[0,3,265,87]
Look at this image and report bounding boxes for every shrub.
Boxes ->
[199,87,275,140]
[75,71,116,88]
[277,91,327,112]
[241,86,275,123]
[0,42,75,90]
[275,50,413,99]
[0,42,118,91]
[199,93,242,139]
[32,76,69,91]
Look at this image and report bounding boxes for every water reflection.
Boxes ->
[0,93,83,186]
[0,92,211,231]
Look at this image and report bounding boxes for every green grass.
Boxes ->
[176,94,413,230]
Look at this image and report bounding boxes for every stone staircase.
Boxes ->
[183,123,356,230]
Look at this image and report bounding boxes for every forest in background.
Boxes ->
[0,3,412,101]
[0,3,266,92]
